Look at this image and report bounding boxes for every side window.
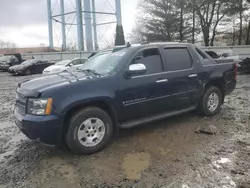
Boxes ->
[195,48,208,59]
[131,48,163,74]
[35,61,42,65]
[71,59,80,65]
[80,59,87,64]
[163,48,192,71]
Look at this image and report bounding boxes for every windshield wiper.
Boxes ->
[59,70,79,81]
[79,69,100,76]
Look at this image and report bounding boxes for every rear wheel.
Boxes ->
[198,86,222,116]
[66,107,113,154]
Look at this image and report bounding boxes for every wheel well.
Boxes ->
[62,101,117,142]
[205,79,225,101]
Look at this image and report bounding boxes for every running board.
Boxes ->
[119,106,197,129]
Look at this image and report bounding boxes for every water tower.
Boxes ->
[47,0,122,51]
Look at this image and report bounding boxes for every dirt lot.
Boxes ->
[0,72,250,188]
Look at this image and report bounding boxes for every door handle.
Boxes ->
[156,79,168,83]
[189,74,197,78]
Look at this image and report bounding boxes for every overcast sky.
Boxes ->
[0,0,139,48]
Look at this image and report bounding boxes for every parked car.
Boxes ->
[0,55,20,71]
[43,58,88,74]
[14,43,236,154]
[237,57,250,73]
[9,59,54,75]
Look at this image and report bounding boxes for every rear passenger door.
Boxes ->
[160,47,200,108]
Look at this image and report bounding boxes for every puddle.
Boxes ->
[122,152,150,180]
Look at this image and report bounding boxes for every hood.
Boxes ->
[9,65,22,70]
[0,60,9,65]
[19,71,98,95]
[43,65,64,72]
[10,64,29,70]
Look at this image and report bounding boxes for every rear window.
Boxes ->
[195,48,208,59]
[163,48,192,71]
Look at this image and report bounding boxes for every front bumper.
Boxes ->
[224,80,236,95]
[14,109,62,146]
[8,69,17,74]
[0,65,10,71]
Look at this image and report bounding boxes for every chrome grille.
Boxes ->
[16,93,27,115]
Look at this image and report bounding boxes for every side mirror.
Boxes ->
[126,63,146,77]
[69,63,73,67]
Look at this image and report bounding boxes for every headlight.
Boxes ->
[27,98,53,115]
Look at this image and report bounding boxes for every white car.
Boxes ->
[43,58,88,74]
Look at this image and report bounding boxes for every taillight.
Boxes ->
[234,63,237,80]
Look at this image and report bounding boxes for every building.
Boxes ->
[0,47,61,54]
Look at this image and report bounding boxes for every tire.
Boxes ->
[198,86,223,116]
[25,69,31,75]
[66,107,113,154]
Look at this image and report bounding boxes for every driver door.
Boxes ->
[117,47,172,122]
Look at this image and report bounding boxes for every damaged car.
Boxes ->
[9,59,54,75]
[0,55,20,71]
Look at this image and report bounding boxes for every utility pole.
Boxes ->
[115,0,122,26]
[92,0,98,50]
[60,0,66,51]
[47,0,54,49]
[75,0,84,50]
[84,0,93,51]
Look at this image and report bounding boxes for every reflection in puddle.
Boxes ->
[122,152,150,180]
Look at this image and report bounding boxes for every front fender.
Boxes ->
[60,96,115,116]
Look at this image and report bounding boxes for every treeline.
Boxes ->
[129,0,250,46]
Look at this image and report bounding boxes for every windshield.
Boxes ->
[21,60,38,66]
[78,50,127,75]
[56,60,71,66]
[0,56,12,62]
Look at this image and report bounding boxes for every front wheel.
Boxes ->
[25,69,31,75]
[66,107,113,154]
[198,86,223,116]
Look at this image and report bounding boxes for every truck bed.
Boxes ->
[215,58,234,64]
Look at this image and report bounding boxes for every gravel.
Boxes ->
[0,72,250,188]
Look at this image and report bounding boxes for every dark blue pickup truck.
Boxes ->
[14,43,237,154]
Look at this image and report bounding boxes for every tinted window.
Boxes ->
[35,61,43,64]
[71,59,80,65]
[206,51,219,59]
[56,60,71,65]
[21,60,39,65]
[132,48,163,74]
[163,48,192,71]
[80,59,87,64]
[195,48,208,59]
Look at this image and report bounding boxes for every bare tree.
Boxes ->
[0,40,17,49]
[195,0,235,46]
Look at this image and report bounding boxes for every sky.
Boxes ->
[0,0,139,48]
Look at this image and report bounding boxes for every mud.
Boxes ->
[0,72,250,188]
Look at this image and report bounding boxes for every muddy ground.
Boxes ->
[0,72,250,188]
